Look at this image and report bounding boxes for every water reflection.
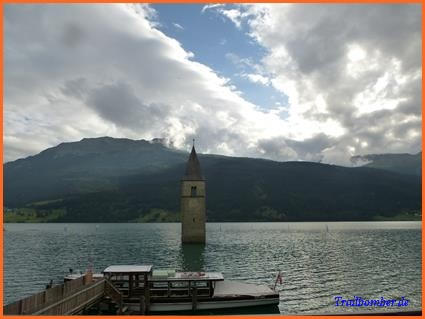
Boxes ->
[180,243,205,271]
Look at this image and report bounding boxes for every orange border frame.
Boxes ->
[0,1,423,319]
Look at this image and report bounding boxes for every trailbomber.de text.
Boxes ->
[334,296,409,307]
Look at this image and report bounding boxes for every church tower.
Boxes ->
[181,143,206,244]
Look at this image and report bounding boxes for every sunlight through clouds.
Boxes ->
[4,4,421,165]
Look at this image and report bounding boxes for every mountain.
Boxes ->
[4,137,421,222]
[351,152,422,176]
[4,137,189,206]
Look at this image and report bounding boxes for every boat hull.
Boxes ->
[148,297,279,312]
[123,279,280,314]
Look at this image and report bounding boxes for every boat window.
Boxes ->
[152,282,168,288]
[171,281,189,288]
[191,281,207,287]
[191,186,197,197]
[170,290,189,297]
[113,274,129,281]
[196,289,211,296]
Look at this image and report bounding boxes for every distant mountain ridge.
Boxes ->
[351,152,421,176]
[4,137,421,222]
[5,137,188,205]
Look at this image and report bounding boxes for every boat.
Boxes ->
[65,265,280,314]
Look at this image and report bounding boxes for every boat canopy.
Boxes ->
[103,265,153,274]
[102,265,223,281]
[152,271,224,281]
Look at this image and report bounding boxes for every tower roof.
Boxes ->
[183,146,204,181]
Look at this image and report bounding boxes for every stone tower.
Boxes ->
[181,144,206,244]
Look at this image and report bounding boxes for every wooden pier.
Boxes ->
[5,269,420,316]
[4,273,123,315]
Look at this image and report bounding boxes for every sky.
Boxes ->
[4,4,422,165]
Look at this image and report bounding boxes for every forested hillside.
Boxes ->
[4,137,421,222]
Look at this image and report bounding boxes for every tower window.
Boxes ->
[191,186,197,197]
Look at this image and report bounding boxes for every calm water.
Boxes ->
[4,222,422,314]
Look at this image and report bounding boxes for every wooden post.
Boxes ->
[129,274,133,297]
[144,274,150,314]
[192,286,197,311]
[85,271,93,285]
[116,301,122,315]
[19,299,23,314]
[139,296,146,315]
[108,301,115,314]
[208,281,213,297]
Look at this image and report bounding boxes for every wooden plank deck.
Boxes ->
[3,273,115,315]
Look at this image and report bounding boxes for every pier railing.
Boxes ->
[4,273,105,315]
[33,279,105,315]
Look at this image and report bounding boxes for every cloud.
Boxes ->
[241,73,270,86]
[86,82,169,131]
[257,133,336,162]
[208,5,259,30]
[172,22,184,30]
[218,4,421,164]
[3,4,281,162]
[218,8,243,28]
[201,4,224,14]
[4,4,421,166]
[286,133,335,162]
[225,52,261,72]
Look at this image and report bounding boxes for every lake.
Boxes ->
[4,222,421,314]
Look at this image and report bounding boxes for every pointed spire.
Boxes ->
[183,144,204,181]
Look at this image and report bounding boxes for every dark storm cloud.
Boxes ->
[61,22,86,48]
[87,83,148,129]
[86,82,170,130]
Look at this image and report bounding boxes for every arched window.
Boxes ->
[191,186,197,197]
